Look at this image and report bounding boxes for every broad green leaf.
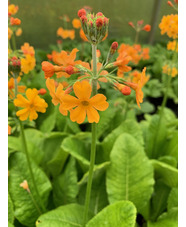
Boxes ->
[97,102,116,139]
[8,136,21,152]
[167,188,178,210]
[8,193,14,224]
[78,162,110,215]
[8,152,52,226]
[53,157,78,207]
[21,128,45,165]
[86,201,137,227]
[106,133,154,212]
[151,160,178,187]
[145,115,167,158]
[102,120,144,161]
[164,131,178,161]
[36,203,92,227]
[8,222,15,227]
[158,156,177,167]
[148,207,178,227]
[61,136,90,171]
[150,180,171,221]
[40,106,57,133]
[41,132,68,177]
[139,102,155,114]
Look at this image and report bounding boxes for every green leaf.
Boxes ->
[36,204,92,227]
[78,162,110,215]
[106,133,154,212]
[149,180,171,221]
[97,104,116,139]
[151,160,178,187]
[41,132,69,177]
[145,115,167,158]
[139,102,155,114]
[158,156,177,167]
[53,157,78,207]
[40,106,57,133]
[102,120,144,161]
[148,207,178,227]
[167,188,178,210]
[8,152,52,226]
[8,222,15,227]
[8,193,14,224]
[86,201,137,227]
[61,136,90,171]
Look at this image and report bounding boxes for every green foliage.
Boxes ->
[106,133,154,212]
[8,152,52,226]
[86,201,137,227]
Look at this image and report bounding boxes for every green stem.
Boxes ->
[11,32,17,50]
[13,77,46,213]
[134,31,140,43]
[83,44,98,226]
[28,190,42,215]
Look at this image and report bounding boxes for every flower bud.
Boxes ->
[78,8,86,18]
[128,21,135,28]
[80,15,87,24]
[167,1,173,6]
[38,88,47,95]
[10,17,21,26]
[96,18,103,28]
[65,65,75,75]
[137,20,144,26]
[96,12,103,17]
[121,86,131,96]
[143,24,151,32]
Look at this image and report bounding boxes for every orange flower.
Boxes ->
[41,61,65,78]
[21,43,35,56]
[130,70,150,86]
[46,78,67,116]
[8,4,19,15]
[125,67,146,108]
[72,18,82,29]
[15,28,22,36]
[61,81,109,123]
[8,28,13,40]
[167,40,178,52]
[14,88,48,121]
[162,65,178,77]
[57,27,75,40]
[80,28,88,42]
[21,55,36,74]
[114,52,132,77]
[8,125,11,135]
[8,77,26,98]
[10,17,21,26]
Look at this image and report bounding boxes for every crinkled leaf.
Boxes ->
[86,201,137,227]
[151,160,178,187]
[106,133,154,212]
[36,203,92,227]
[8,193,14,224]
[53,157,78,207]
[8,152,52,226]
[167,188,178,211]
[102,120,144,161]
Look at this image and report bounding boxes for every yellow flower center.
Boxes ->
[81,101,89,106]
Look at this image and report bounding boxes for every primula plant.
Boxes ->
[8,2,178,227]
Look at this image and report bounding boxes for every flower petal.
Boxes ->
[59,103,68,116]
[26,88,38,101]
[16,108,29,121]
[86,106,100,123]
[62,94,79,110]
[29,109,38,121]
[73,81,92,100]
[89,94,109,111]
[70,106,86,124]
[14,94,29,108]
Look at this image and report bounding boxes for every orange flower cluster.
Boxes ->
[117,43,150,65]
[14,88,48,121]
[167,40,178,52]
[57,27,75,40]
[8,76,26,99]
[159,14,178,39]
[162,65,178,77]
[20,43,36,74]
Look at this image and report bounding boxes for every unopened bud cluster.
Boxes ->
[78,9,109,44]
[8,56,21,75]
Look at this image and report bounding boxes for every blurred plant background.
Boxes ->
[13,0,171,49]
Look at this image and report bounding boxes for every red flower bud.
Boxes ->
[96,18,103,28]
[96,12,103,17]
[57,39,62,44]
[167,1,173,6]
[80,15,87,23]
[143,24,151,32]
[111,42,118,50]
[121,86,131,96]
[65,65,74,75]
[137,20,144,26]
[78,9,86,18]
[174,0,178,3]
[128,22,135,28]
[103,17,109,25]
[38,88,47,95]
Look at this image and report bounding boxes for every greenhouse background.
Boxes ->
[13,0,171,49]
